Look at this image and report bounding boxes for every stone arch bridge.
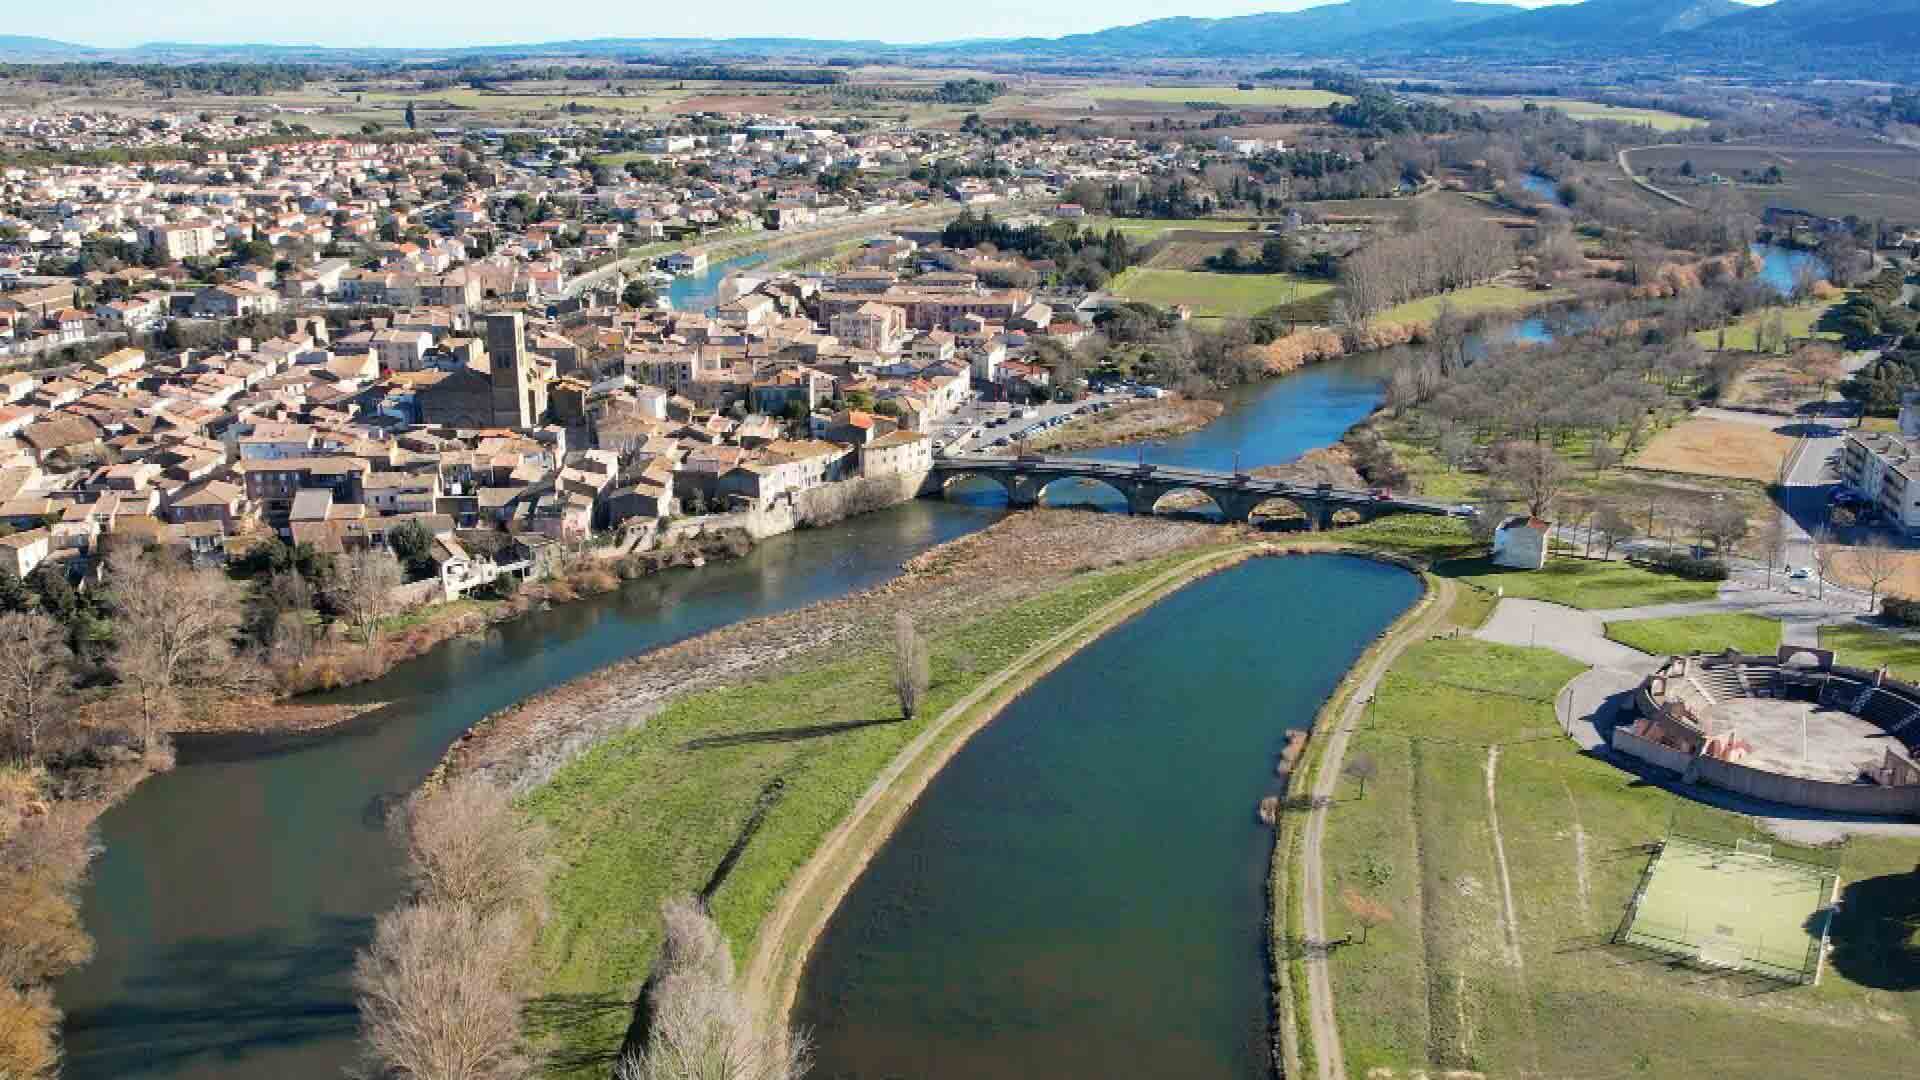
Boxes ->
[928,456,1469,528]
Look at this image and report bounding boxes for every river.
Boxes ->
[665,251,771,314]
[1751,242,1828,297]
[57,344,1394,1078]
[55,500,999,1079]
[795,555,1422,1079]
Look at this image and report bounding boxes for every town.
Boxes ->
[6,10,1920,1080]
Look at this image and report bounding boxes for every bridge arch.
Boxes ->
[1037,475,1130,513]
[938,471,1012,507]
[1148,486,1227,521]
[1247,495,1312,530]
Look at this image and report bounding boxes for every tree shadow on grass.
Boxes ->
[522,993,639,1074]
[680,716,901,751]
[1821,864,1920,991]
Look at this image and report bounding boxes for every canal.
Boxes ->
[57,344,1398,1078]
[795,554,1422,1080]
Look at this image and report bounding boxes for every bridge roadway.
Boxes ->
[931,455,1470,526]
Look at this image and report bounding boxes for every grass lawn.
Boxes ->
[1094,85,1351,108]
[1374,285,1563,327]
[1604,613,1783,657]
[1437,555,1719,609]
[517,549,1217,1075]
[1109,267,1334,317]
[1818,623,1920,681]
[1320,635,1920,1079]
[1691,299,1843,351]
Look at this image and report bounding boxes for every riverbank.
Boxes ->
[446,512,1225,1074]
[1023,396,1226,452]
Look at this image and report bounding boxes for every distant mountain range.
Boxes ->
[4,0,1920,68]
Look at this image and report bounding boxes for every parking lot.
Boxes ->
[939,388,1146,457]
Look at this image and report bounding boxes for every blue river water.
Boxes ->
[1752,242,1829,297]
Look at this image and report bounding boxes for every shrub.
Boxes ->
[1638,552,1729,581]
[1881,596,1920,627]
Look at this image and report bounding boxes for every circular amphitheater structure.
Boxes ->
[1622,645,1920,817]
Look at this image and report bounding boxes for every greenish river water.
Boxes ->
[796,555,1421,1079]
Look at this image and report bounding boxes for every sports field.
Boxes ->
[1622,836,1833,982]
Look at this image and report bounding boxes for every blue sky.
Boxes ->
[14,0,1717,50]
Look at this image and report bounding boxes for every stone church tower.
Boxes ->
[485,311,534,429]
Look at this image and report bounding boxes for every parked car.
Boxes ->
[1788,566,1814,581]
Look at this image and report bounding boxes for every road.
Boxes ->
[1299,577,1456,1080]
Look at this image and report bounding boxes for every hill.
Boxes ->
[1444,0,1748,50]
[1016,0,1524,56]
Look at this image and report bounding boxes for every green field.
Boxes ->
[1319,634,1920,1078]
[1093,85,1351,108]
[1079,216,1266,239]
[1692,299,1843,351]
[1374,285,1563,327]
[517,549,1216,1075]
[1452,96,1706,131]
[1437,555,1719,610]
[1818,623,1920,682]
[1622,836,1831,981]
[1605,613,1783,657]
[1109,267,1335,317]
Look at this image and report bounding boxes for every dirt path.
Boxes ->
[742,543,1263,1047]
[1484,746,1525,972]
[1300,575,1454,1080]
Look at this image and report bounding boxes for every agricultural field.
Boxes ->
[1446,96,1706,131]
[1084,85,1352,108]
[1628,415,1796,482]
[1108,266,1334,318]
[1320,635,1920,1079]
[1625,141,1920,222]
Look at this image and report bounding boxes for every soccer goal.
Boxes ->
[1698,932,1747,969]
[1733,839,1774,863]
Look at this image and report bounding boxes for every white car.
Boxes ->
[1787,566,1814,581]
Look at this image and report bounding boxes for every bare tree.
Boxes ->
[616,897,810,1080]
[1848,536,1903,615]
[1702,502,1752,556]
[1340,887,1394,945]
[891,612,931,721]
[1811,528,1838,601]
[330,549,405,645]
[398,777,549,922]
[1758,513,1789,590]
[1593,504,1637,562]
[0,613,68,763]
[352,902,537,1080]
[1588,438,1622,474]
[1492,442,1567,520]
[1342,753,1379,799]
[107,550,245,749]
